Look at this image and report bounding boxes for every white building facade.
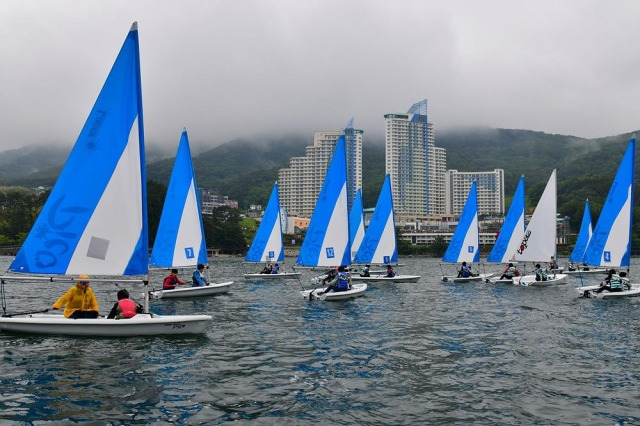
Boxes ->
[278,126,363,218]
[445,169,505,216]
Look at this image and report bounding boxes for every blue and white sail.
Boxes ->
[354,174,398,265]
[10,23,147,276]
[442,182,480,264]
[349,188,365,261]
[149,129,207,268]
[245,182,285,263]
[569,199,593,263]
[487,176,525,263]
[583,137,635,268]
[296,136,351,267]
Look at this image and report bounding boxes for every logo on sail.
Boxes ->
[517,230,532,255]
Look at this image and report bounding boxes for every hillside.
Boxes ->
[0,127,637,235]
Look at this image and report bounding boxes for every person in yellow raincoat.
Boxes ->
[52,274,100,318]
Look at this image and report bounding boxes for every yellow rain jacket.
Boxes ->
[52,282,99,318]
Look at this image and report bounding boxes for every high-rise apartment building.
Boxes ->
[445,169,505,216]
[384,99,446,218]
[279,124,363,218]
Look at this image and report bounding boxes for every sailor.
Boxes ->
[107,289,141,319]
[500,263,517,280]
[52,274,100,319]
[192,264,209,287]
[457,262,471,278]
[534,264,548,281]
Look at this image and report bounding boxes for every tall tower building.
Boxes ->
[279,123,363,218]
[384,99,446,218]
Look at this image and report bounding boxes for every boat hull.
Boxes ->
[0,313,212,336]
[442,273,494,283]
[564,268,608,276]
[150,282,233,299]
[243,272,301,280]
[301,283,367,301]
[517,273,568,286]
[351,274,421,283]
[577,284,640,298]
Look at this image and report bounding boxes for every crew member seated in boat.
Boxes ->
[457,262,471,278]
[107,289,142,319]
[192,264,209,287]
[52,274,100,319]
[261,263,272,274]
[163,268,186,290]
[534,264,547,281]
[386,264,396,278]
[596,269,625,293]
[568,262,576,272]
[320,266,351,294]
[549,256,558,270]
[500,263,517,280]
[271,263,280,274]
[359,264,371,277]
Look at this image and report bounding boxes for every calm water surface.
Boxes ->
[1,256,639,425]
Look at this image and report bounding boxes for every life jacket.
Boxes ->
[505,266,516,277]
[118,299,138,318]
[163,276,176,290]
[337,272,350,290]
[537,268,547,280]
[609,273,624,290]
[461,266,470,277]
[271,265,279,274]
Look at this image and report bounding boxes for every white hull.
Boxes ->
[564,268,608,275]
[150,282,233,299]
[517,273,568,286]
[442,273,494,283]
[351,274,421,283]
[577,284,640,298]
[0,313,211,336]
[301,283,367,301]
[243,272,301,280]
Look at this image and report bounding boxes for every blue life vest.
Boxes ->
[337,272,350,290]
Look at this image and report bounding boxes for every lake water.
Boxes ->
[1,256,639,425]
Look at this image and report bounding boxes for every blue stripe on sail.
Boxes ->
[354,174,398,264]
[569,199,592,262]
[10,25,147,275]
[487,176,525,263]
[246,183,285,262]
[583,137,635,267]
[349,188,364,257]
[296,136,351,267]
[443,182,479,263]
[149,130,206,267]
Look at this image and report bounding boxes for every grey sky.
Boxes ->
[1,0,639,152]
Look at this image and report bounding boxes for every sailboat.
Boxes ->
[512,170,567,285]
[565,200,607,275]
[578,136,640,298]
[487,175,526,284]
[441,182,494,283]
[0,23,211,336]
[297,136,367,301]
[148,130,233,298]
[352,174,420,283]
[243,182,301,279]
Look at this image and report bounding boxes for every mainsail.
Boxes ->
[245,182,285,263]
[353,174,398,265]
[149,129,208,268]
[296,136,351,267]
[10,23,147,276]
[582,137,635,268]
[442,182,480,264]
[487,176,525,263]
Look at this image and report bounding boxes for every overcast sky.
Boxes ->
[1,0,639,152]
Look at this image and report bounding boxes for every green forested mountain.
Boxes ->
[0,127,638,237]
